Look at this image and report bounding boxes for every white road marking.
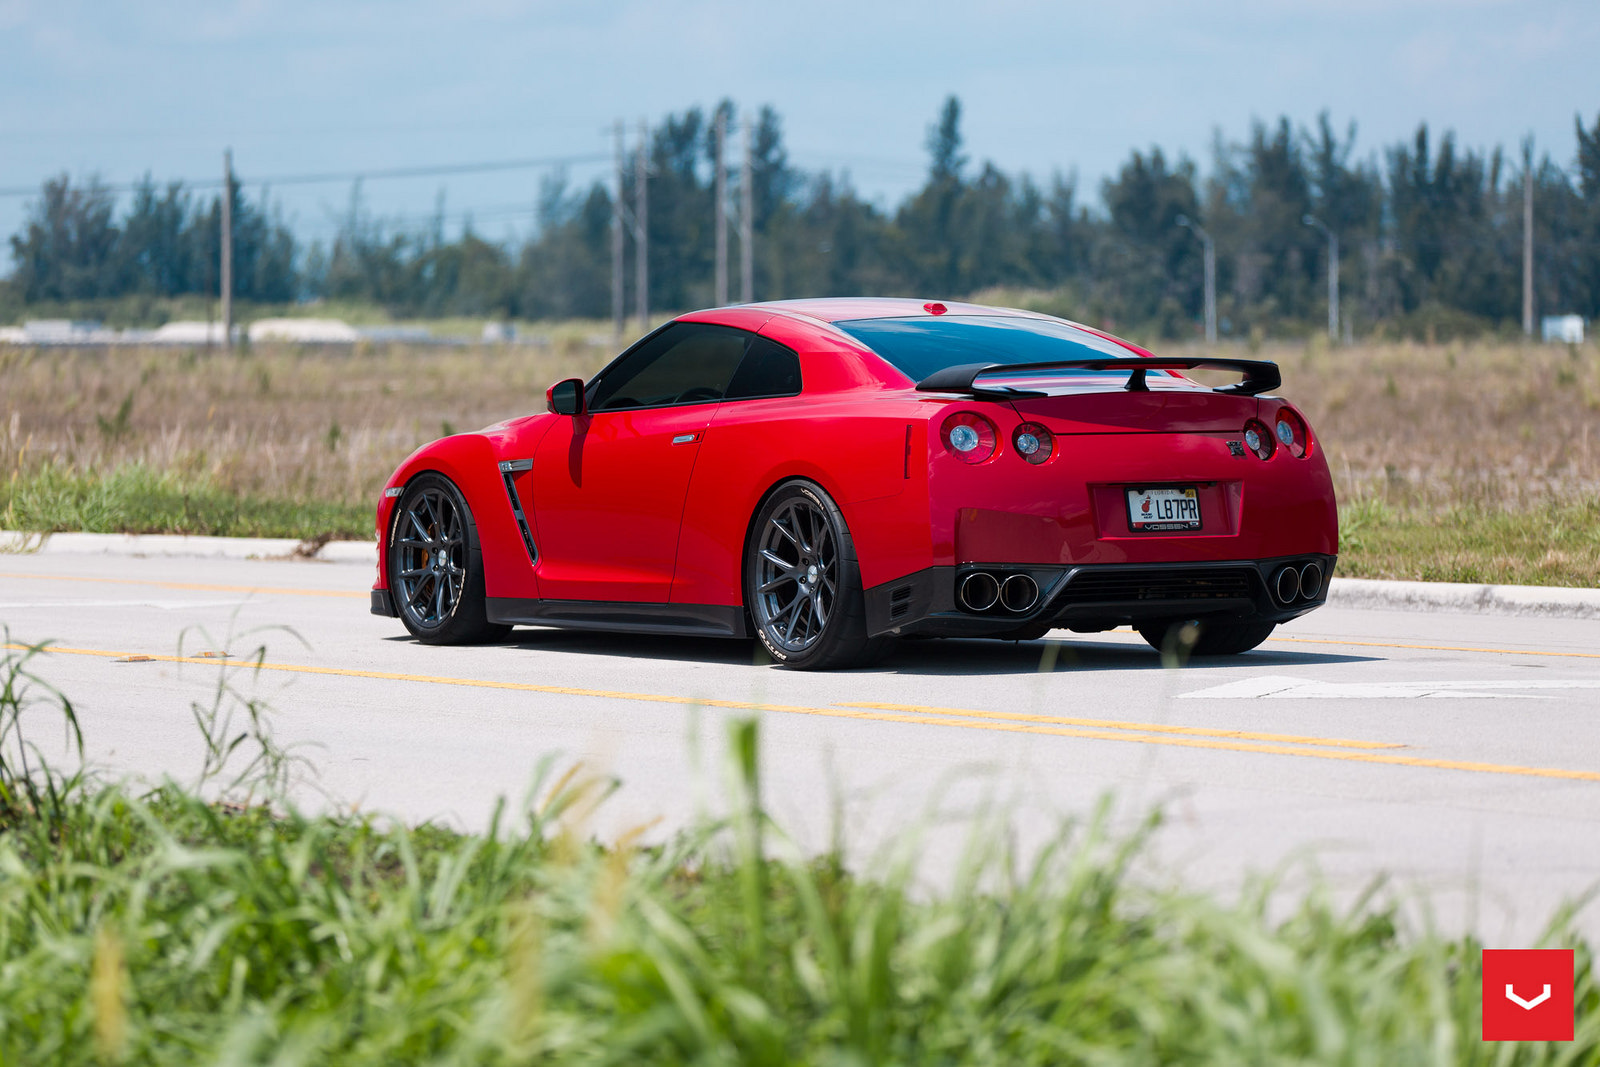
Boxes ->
[1179,675,1600,700]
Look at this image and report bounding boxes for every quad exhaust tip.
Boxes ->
[1274,566,1301,604]
[1298,562,1323,600]
[1000,573,1040,613]
[958,571,1001,613]
[1273,561,1326,605]
[958,571,1040,614]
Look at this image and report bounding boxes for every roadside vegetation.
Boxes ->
[2,334,1598,583]
[2,635,1597,1063]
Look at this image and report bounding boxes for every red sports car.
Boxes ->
[371,298,1337,669]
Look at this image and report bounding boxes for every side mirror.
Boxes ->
[547,378,586,416]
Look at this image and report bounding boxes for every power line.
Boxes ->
[0,151,611,199]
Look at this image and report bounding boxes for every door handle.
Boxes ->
[671,432,702,445]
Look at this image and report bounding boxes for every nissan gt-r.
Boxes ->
[370,298,1337,669]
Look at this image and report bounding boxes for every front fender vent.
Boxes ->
[498,460,538,565]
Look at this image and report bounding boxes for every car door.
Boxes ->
[530,321,751,603]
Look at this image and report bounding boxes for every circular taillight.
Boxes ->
[1013,422,1054,465]
[1273,408,1310,458]
[1242,419,1275,460]
[942,412,998,463]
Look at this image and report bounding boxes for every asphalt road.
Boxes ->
[3,552,1599,944]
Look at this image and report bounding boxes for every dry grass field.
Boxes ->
[2,333,1597,584]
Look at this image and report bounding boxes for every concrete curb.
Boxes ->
[3,530,1597,618]
[0,530,377,565]
[1327,577,1600,620]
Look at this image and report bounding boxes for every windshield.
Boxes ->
[835,315,1147,384]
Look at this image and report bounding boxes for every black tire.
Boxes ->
[1136,618,1276,657]
[388,473,511,645]
[744,480,890,670]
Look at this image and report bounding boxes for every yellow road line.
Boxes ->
[10,642,1600,784]
[836,701,1402,750]
[0,572,366,599]
[1269,635,1600,660]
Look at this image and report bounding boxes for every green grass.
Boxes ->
[1337,497,1600,586]
[2,637,1598,1063]
[1,464,372,541]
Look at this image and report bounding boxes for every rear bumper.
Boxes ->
[864,554,1335,638]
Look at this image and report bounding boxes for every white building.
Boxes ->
[1541,315,1585,344]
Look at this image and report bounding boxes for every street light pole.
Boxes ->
[1302,214,1339,342]
[1175,214,1216,343]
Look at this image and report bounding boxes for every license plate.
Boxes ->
[1126,486,1201,532]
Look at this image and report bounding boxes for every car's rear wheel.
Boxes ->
[389,473,511,645]
[1136,618,1276,657]
[745,481,889,670]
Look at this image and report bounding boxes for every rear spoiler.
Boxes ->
[914,358,1282,400]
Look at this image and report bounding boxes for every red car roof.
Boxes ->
[743,297,1153,359]
[746,297,1043,324]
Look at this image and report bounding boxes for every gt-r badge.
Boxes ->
[1227,440,1247,457]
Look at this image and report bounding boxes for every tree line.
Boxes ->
[6,97,1600,339]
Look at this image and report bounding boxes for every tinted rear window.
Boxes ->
[835,315,1139,383]
[726,336,802,400]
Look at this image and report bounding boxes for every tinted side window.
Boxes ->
[589,322,749,411]
[725,336,802,399]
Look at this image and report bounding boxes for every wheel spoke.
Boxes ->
[759,548,795,571]
[758,572,796,593]
[794,509,815,555]
[769,592,800,623]
[769,519,800,552]
[407,512,430,542]
[783,597,804,642]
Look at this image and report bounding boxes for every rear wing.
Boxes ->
[915,358,1281,400]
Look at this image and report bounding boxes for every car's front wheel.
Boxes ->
[1136,618,1276,657]
[388,473,511,645]
[745,480,889,670]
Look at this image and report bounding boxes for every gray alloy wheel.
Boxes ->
[753,494,841,655]
[745,481,890,670]
[389,473,510,645]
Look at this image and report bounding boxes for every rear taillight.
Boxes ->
[942,412,998,463]
[1242,419,1275,460]
[1274,408,1310,458]
[1013,422,1054,464]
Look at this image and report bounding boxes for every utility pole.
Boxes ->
[714,110,728,306]
[1522,136,1535,337]
[1302,214,1339,342]
[1175,214,1216,344]
[739,117,754,303]
[635,119,649,330]
[221,148,234,350]
[612,121,625,342]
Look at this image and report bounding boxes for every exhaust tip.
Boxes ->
[1274,566,1301,605]
[1298,562,1324,600]
[999,573,1040,613]
[958,571,1000,613]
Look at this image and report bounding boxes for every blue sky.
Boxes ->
[3,0,1596,251]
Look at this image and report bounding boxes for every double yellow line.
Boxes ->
[10,642,1600,784]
